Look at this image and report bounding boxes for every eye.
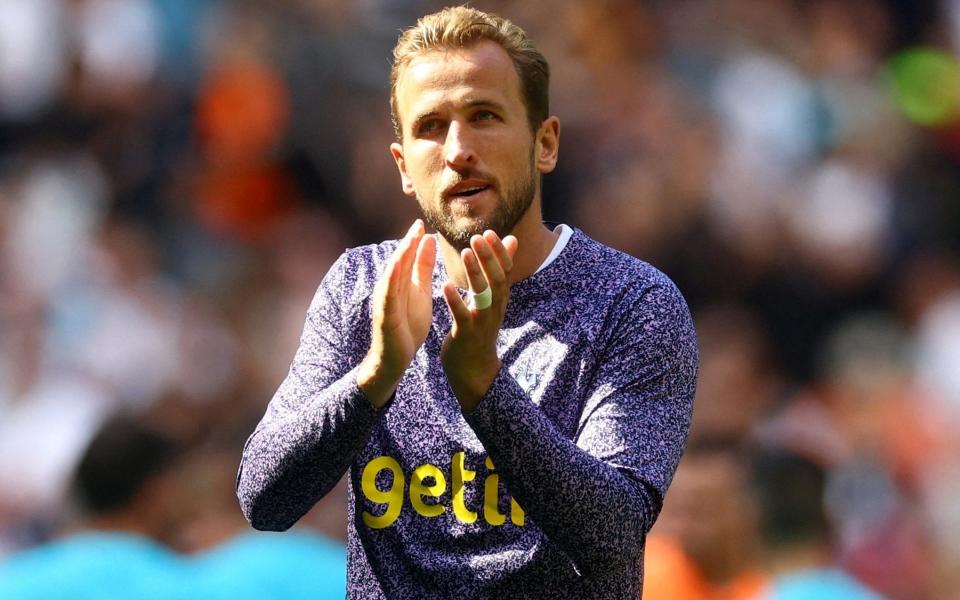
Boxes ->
[474,110,497,122]
[416,119,444,136]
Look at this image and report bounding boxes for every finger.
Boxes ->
[460,247,489,295]
[412,232,436,291]
[502,235,518,259]
[470,234,506,290]
[396,218,421,249]
[382,221,419,300]
[393,220,424,297]
[482,230,513,273]
[381,238,410,312]
[442,281,471,325]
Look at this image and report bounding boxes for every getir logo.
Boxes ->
[360,451,525,529]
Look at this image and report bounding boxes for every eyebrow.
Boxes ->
[463,99,507,112]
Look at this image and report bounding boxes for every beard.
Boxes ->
[419,150,537,251]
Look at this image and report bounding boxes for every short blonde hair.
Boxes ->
[389,6,550,141]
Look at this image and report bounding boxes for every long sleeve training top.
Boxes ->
[237,228,698,599]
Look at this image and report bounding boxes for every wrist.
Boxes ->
[357,351,405,408]
[445,358,500,412]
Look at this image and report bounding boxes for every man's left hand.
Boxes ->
[441,230,518,411]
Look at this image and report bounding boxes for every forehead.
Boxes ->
[395,40,524,122]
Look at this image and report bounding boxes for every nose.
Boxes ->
[443,121,476,169]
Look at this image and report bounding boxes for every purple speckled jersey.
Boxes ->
[237,228,698,599]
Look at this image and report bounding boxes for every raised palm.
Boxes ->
[359,220,436,406]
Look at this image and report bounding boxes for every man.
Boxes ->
[645,440,885,600]
[0,415,183,600]
[644,439,770,600]
[237,6,698,598]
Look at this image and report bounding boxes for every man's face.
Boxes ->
[390,41,544,250]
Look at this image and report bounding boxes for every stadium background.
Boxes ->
[1,0,959,597]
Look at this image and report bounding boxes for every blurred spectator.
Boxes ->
[4,150,108,298]
[644,439,769,600]
[757,312,941,599]
[1,0,959,597]
[0,415,184,599]
[645,440,888,600]
[192,3,296,242]
[69,0,162,110]
[0,0,66,121]
[753,447,884,600]
[0,415,347,599]
[688,305,782,442]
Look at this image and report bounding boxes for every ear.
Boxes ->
[390,142,417,197]
[534,116,561,174]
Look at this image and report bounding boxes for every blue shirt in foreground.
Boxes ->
[237,228,699,599]
[0,531,346,600]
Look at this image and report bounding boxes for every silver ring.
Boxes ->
[469,287,493,310]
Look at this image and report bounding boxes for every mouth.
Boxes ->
[444,179,492,200]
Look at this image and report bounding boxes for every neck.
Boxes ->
[694,539,761,587]
[765,542,828,575]
[439,217,558,289]
[49,509,162,546]
[85,510,158,539]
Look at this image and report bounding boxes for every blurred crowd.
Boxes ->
[1,0,959,598]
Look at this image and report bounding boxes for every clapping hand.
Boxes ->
[441,230,518,411]
[358,220,436,407]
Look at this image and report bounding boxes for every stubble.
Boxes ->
[419,147,537,251]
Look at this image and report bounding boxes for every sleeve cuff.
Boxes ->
[463,366,529,433]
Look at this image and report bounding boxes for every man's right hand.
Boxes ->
[357,219,436,407]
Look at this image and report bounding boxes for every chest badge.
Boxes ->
[516,371,538,393]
